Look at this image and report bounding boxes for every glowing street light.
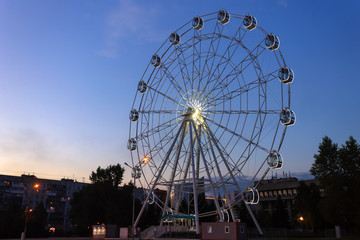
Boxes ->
[142,156,149,164]
[34,184,40,188]
[299,216,304,221]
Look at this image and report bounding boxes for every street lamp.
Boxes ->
[21,183,39,240]
[124,162,142,240]
[298,216,304,231]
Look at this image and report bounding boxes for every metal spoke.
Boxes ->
[129,11,293,236]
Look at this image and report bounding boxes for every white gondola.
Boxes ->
[137,80,148,93]
[127,138,137,151]
[278,67,294,84]
[266,151,283,169]
[280,108,296,126]
[218,9,230,24]
[192,16,204,30]
[265,34,280,51]
[129,109,139,121]
[244,188,259,204]
[131,166,141,179]
[243,15,257,30]
[170,32,180,45]
[151,54,161,67]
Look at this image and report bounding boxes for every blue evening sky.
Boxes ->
[0,0,359,183]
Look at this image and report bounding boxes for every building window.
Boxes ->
[278,190,282,196]
[283,189,287,196]
[207,226,212,233]
[269,191,273,197]
[273,190,277,196]
[239,226,244,233]
[225,226,230,234]
[288,189,292,196]
[293,189,297,195]
[264,191,268,197]
[260,192,263,198]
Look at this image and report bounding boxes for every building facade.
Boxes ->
[0,174,87,232]
[253,177,320,225]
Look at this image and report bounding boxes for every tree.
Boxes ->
[272,196,289,228]
[310,136,360,235]
[294,181,322,232]
[70,164,126,236]
[310,136,340,181]
[89,164,125,188]
[0,202,24,238]
[27,203,47,237]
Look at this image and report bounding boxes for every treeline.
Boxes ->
[0,202,47,238]
[69,164,161,236]
[309,136,360,235]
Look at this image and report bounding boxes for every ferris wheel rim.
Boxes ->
[128,10,295,232]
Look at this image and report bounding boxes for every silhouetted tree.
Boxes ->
[310,136,360,235]
[70,164,126,236]
[0,202,24,238]
[89,164,125,188]
[272,196,289,228]
[27,202,47,237]
[294,181,322,231]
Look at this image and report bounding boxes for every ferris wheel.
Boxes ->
[128,9,295,234]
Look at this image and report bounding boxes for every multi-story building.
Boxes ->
[0,174,87,232]
[253,177,320,223]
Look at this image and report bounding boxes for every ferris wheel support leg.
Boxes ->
[133,121,186,229]
[195,127,201,180]
[195,127,201,207]
[205,120,264,235]
[204,127,236,222]
[174,138,194,214]
[189,121,200,234]
[191,120,224,222]
[160,123,187,226]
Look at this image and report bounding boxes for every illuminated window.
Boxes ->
[207,226,212,233]
[269,191,273,197]
[264,191,268,197]
[278,190,282,196]
[260,192,263,198]
[283,189,287,196]
[293,189,297,195]
[288,189,292,196]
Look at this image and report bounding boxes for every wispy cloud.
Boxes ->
[277,0,289,8]
[0,128,51,162]
[98,1,165,58]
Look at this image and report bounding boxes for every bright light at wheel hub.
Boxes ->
[187,106,204,125]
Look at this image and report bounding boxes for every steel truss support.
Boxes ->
[133,121,186,229]
[189,121,201,234]
[190,120,224,222]
[160,121,188,226]
[204,119,264,235]
[203,125,236,222]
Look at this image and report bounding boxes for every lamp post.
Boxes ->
[125,162,140,240]
[125,157,148,240]
[298,216,304,232]
[21,182,39,240]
